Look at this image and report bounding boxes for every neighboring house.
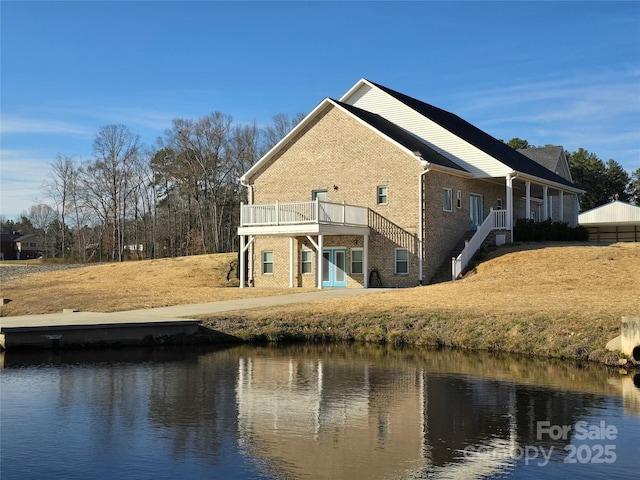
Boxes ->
[0,232,20,260]
[14,233,44,260]
[578,200,640,242]
[0,232,43,260]
[238,79,584,289]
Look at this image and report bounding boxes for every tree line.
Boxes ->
[507,138,640,211]
[2,131,637,263]
[1,112,303,262]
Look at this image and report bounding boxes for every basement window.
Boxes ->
[262,251,274,274]
[395,248,409,274]
[351,248,363,274]
[301,250,312,274]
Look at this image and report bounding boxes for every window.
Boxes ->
[312,190,328,202]
[456,190,462,209]
[443,188,452,212]
[351,248,363,274]
[262,251,274,274]
[496,198,503,209]
[395,248,409,274]
[301,250,312,274]
[377,186,388,205]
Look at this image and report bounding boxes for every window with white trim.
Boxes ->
[351,248,363,274]
[301,250,312,274]
[456,190,462,209]
[443,188,452,212]
[395,248,409,274]
[377,186,388,205]
[262,251,274,274]
[497,198,503,209]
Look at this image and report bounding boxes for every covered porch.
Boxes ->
[509,173,582,227]
[238,200,371,289]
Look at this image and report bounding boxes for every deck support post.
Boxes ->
[317,234,324,289]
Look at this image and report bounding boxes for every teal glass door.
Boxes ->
[470,194,483,231]
[322,248,347,287]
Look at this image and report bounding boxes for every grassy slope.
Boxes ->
[200,243,640,364]
[0,253,298,315]
[1,243,638,364]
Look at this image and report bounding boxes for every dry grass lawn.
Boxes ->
[200,243,640,364]
[0,253,301,315]
[1,243,638,364]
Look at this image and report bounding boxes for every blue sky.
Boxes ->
[1,1,639,218]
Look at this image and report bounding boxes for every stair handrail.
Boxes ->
[452,208,507,280]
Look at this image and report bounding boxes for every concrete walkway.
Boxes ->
[0,288,390,329]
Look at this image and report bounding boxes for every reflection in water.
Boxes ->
[1,345,639,480]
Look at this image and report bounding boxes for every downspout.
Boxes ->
[418,158,431,285]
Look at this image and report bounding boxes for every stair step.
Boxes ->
[429,230,476,284]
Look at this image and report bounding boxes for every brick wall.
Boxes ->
[245,103,516,287]
[248,104,424,288]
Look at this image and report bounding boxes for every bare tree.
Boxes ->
[28,203,57,257]
[42,154,80,258]
[261,112,305,155]
[157,112,236,253]
[87,125,141,261]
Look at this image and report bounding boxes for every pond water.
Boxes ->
[1,344,639,480]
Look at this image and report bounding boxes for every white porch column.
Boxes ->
[240,235,245,288]
[239,235,255,288]
[559,191,564,222]
[525,181,531,220]
[363,234,369,288]
[543,186,549,220]
[317,234,324,290]
[506,174,514,243]
[289,237,294,288]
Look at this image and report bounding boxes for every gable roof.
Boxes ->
[578,201,640,226]
[367,81,581,191]
[518,146,574,183]
[517,146,564,171]
[242,97,468,183]
[333,100,467,173]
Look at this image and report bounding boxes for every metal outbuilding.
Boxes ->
[578,200,640,242]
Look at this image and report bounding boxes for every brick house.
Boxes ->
[238,79,583,289]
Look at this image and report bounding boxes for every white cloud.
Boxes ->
[0,116,91,135]
[0,150,52,218]
[452,71,640,171]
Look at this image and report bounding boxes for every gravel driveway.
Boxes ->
[0,264,86,282]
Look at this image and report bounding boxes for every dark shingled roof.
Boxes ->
[333,100,467,172]
[518,146,564,173]
[368,81,581,189]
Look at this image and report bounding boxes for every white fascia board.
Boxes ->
[426,162,474,178]
[515,171,585,194]
[240,98,334,184]
[238,224,370,237]
[339,78,374,103]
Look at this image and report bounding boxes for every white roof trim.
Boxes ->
[241,94,471,183]
[515,172,585,194]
